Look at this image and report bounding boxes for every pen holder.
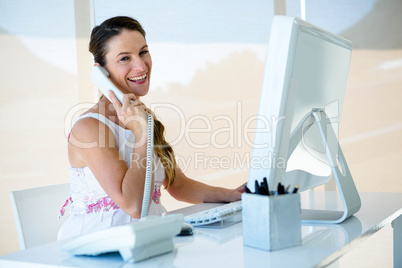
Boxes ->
[242,192,301,251]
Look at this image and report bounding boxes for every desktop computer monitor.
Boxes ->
[247,16,360,223]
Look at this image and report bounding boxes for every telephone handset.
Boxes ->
[90,65,154,218]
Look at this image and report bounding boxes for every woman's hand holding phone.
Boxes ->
[108,91,148,139]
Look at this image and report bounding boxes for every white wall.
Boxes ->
[0,0,78,253]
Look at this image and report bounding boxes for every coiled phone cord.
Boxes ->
[140,112,154,218]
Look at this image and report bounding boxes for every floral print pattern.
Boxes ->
[86,196,119,213]
[152,187,161,204]
[59,185,162,217]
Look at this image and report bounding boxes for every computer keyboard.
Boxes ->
[184,201,242,227]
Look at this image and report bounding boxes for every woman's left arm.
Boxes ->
[164,166,245,204]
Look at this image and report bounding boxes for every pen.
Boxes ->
[254,180,260,195]
[277,183,285,195]
[259,182,268,195]
[292,185,299,194]
[247,179,299,196]
[285,185,290,193]
[263,177,270,195]
[244,185,252,194]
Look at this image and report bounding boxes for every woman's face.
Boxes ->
[104,29,152,98]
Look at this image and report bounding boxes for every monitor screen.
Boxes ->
[248,16,352,192]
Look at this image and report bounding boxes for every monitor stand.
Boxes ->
[287,109,361,224]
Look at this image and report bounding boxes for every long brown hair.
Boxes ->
[89,16,176,188]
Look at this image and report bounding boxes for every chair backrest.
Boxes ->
[9,183,70,250]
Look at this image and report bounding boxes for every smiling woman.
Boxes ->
[100,29,151,97]
[58,16,245,240]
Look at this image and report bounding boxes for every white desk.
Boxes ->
[1,192,402,268]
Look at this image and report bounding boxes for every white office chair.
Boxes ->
[9,183,71,250]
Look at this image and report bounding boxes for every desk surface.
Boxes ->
[1,191,402,268]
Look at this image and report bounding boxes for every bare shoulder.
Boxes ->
[69,116,116,150]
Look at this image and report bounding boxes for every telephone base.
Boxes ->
[119,238,174,263]
[63,214,184,263]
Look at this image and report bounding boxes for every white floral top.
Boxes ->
[57,113,167,240]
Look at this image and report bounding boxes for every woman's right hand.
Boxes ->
[108,91,148,136]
